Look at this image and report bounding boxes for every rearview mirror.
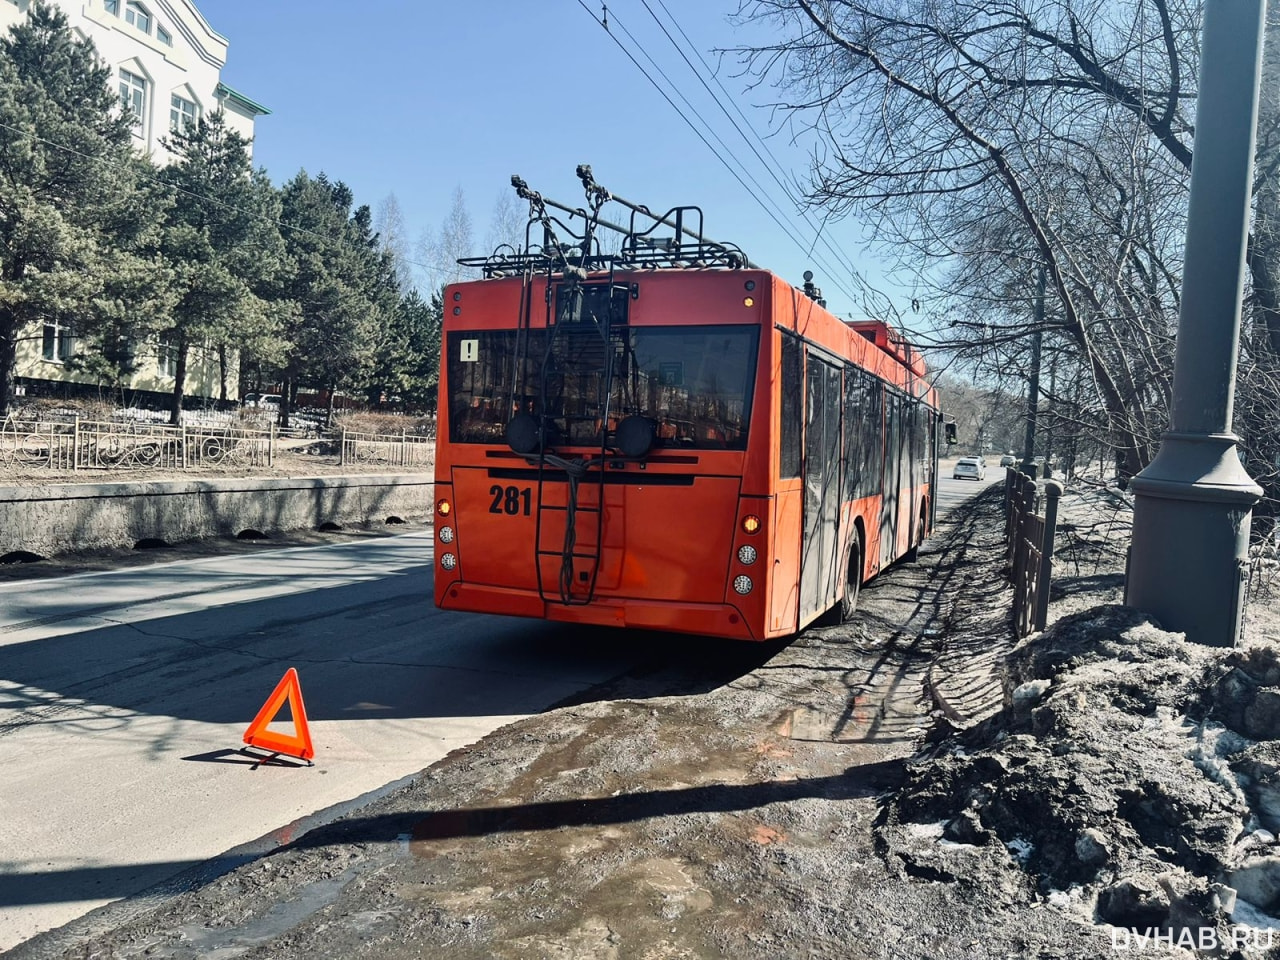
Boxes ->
[944,421,958,445]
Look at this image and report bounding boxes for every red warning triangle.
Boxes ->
[242,667,314,761]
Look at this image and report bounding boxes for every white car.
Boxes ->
[953,456,987,481]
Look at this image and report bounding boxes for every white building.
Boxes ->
[0,0,268,405]
[1,0,267,154]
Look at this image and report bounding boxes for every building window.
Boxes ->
[119,69,146,133]
[156,24,171,45]
[42,322,75,363]
[104,0,119,14]
[125,1,151,34]
[170,94,196,133]
[157,338,178,377]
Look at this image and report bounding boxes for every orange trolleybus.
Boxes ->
[432,169,943,642]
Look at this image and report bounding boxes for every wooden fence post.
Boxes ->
[1034,480,1065,632]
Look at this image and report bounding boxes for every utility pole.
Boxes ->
[1021,264,1046,477]
[1125,0,1265,646]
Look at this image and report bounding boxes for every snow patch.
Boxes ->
[907,822,947,840]
[1006,838,1033,863]
[1231,897,1280,932]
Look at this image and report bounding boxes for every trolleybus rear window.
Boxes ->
[448,325,759,450]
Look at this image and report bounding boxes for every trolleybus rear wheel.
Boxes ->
[903,506,927,563]
[821,531,863,626]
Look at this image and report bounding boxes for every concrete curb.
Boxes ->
[0,474,434,557]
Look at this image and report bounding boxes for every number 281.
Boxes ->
[489,485,532,516]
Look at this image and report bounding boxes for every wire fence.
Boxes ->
[0,417,275,471]
[339,428,435,468]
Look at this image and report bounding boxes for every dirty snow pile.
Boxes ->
[878,604,1280,949]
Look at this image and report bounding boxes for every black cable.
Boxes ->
[643,0,889,309]
[605,4,861,305]
[573,0,864,308]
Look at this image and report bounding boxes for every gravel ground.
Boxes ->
[12,483,1280,960]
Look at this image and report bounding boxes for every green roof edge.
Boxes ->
[215,82,272,117]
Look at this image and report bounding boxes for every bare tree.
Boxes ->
[417,186,477,292]
[374,192,414,292]
[732,0,1205,480]
[483,189,528,256]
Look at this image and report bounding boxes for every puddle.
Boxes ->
[166,867,360,959]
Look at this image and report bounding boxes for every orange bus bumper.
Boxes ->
[437,582,761,641]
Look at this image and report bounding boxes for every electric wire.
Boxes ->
[643,0,888,309]
[599,3,861,306]
[603,8,835,276]
[573,0,865,308]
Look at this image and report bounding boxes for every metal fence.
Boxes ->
[338,428,434,468]
[0,417,275,471]
[1004,469,1065,637]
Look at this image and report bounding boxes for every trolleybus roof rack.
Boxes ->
[456,165,756,279]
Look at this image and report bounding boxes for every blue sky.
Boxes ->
[201,1,908,322]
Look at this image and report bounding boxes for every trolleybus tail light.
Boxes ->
[440,553,458,571]
[437,499,451,517]
[741,515,761,535]
[438,526,455,544]
[737,545,757,565]
[743,297,755,307]
[732,575,753,595]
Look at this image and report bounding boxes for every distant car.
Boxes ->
[999,454,1017,467]
[244,393,281,409]
[953,456,987,481]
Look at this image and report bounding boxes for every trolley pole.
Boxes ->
[1125,0,1265,646]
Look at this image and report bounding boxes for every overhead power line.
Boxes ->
[573,0,868,309]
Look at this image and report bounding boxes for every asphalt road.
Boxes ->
[0,473,996,952]
[936,462,1001,515]
[0,532,643,951]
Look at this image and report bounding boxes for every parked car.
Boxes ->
[999,453,1017,467]
[243,393,281,409]
[953,456,987,481]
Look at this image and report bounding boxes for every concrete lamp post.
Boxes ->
[1125,0,1265,646]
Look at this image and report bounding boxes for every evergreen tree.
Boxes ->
[369,287,442,411]
[0,2,168,416]
[156,110,285,423]
[276,171,391,426]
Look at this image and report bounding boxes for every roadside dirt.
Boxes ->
[13,484,1280,959]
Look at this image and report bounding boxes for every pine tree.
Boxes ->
[156,110,285,423]
[369,288,443,411]
[276,171,391,427]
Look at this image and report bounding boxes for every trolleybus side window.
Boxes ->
[861,376,883,497]
[779,332,802,478]
[843,366,861,499]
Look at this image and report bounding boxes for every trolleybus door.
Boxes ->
[799,354,843,624]
[880,391,902,568]
[906,400,921,551]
